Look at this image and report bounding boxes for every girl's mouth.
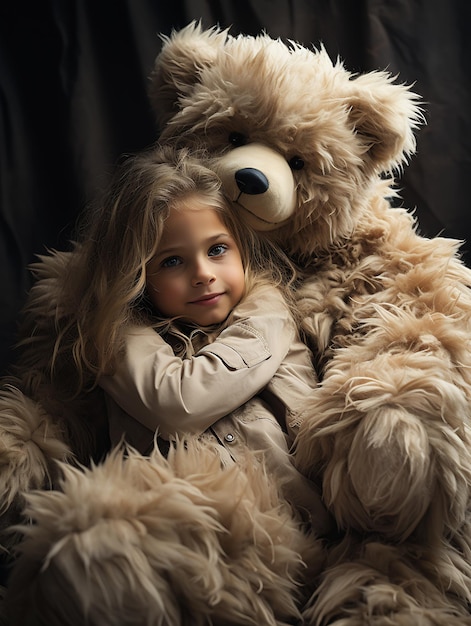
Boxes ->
[189,293,223,305]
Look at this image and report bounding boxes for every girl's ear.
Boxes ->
[149,21,231,132]
[346,71,424,173]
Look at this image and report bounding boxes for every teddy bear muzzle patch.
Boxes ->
[214,143,297,231]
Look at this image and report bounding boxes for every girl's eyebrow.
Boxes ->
[207,232,233,243]
[156,245,183,257]
[156,233,233,258]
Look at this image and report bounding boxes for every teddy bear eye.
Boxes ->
[229,132,247,147]
[289,156,305,170]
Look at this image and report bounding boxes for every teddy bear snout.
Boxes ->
[214,143,297,231]
[235,168,269,195]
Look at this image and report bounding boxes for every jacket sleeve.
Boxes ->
[99,285,296,439]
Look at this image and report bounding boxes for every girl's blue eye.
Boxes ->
[161,256,181,268]
[209,244,228,257]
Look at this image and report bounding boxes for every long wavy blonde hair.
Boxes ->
[46,145,295,394]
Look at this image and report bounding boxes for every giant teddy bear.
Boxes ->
[2,20,471,626]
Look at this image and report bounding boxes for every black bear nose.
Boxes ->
[235,168,269,195]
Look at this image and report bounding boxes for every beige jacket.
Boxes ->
[100,285,332,534]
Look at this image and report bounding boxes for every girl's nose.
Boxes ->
[192,260,216,286]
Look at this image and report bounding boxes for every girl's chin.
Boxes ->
[192,317,229,328]
[181,311,232,328]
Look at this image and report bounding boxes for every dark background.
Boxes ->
[1,0,470,375]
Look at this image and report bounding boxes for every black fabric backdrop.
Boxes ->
[1,0,470,375]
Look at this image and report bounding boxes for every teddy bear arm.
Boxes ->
[295,303,471,543]
[293,235,471,540]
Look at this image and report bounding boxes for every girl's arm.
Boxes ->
[99,285,296,439]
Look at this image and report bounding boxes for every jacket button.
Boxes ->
[224,433,235,443]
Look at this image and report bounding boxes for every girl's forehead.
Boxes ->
[162,202,229,238]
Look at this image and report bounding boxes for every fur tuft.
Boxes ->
[303,540,471,625]
[0,385,70,514]
[5,440,321,625]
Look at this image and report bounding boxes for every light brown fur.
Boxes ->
[146,21,471,623]
[6,441,323,625]
[2,20,471,625]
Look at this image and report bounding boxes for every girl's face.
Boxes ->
[146,195,246,327]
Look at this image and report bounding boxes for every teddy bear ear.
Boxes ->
[346,71,424,173]
[149,21,230,132]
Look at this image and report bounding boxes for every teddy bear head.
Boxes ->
[149,22,423,259]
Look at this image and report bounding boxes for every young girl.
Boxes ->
[30,145,330,533]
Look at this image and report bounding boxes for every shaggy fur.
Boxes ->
[293,197,471,535]
[146,21,471,622]
[2,20,471,625]
[6,441,322,626]
[303,539,471,625]
[0,387,70,514]
[3,250,110,466]
[0,385,72,566]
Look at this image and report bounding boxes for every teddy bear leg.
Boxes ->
[5,440,319,626]
[302,539,471,626]
[295,336,471,542]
